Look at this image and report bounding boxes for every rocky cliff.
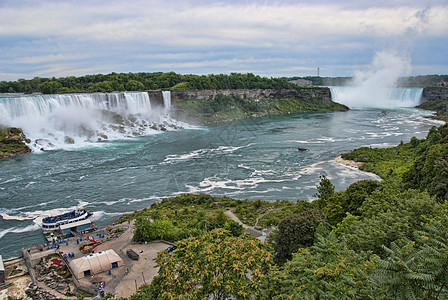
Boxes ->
[419,87,448,122]
[422,87,448,102]
[170,88,332,104]
[168,88,347,124]
[0,127,31,159]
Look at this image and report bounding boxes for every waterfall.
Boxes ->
[0,92,184,150]
[162,91,171,109]
[330,87,423,109]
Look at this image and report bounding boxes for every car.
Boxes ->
[126,249,139,260]
[164,245,177,254]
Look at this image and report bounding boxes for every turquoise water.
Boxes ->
[0,91,442,258]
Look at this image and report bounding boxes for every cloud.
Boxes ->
[0,0,447,80]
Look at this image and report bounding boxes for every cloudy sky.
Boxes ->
[0,0,447,81]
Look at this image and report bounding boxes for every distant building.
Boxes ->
[0,255,5,283]
[289,79,313,86]
[436,80,447,87]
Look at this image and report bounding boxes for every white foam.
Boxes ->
[0,223,40,239]
[162,144,254,164]
[0,213,31,221]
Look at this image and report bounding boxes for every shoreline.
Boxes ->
[332,155,382,180]
[333,155,365,168]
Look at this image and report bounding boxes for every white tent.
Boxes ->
[69,249,124,279]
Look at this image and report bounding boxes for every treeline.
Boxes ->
[285,75,448,87]
[0,72,299,94]
[124,122,448,299]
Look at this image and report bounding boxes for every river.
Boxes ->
[0,88,442,258]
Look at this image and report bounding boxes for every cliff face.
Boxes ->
[170,88,332,104]
[419,87,448,122]
[422,87,448,102]
[169,88,347,124]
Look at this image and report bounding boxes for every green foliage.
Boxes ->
[0,127,30,158]
[334,181,437,255]
[341,142,417,179]
[38,81,62,94]
[324,180,381,226]
[0,72,302,94]
[314,175,335,209]
[274,208,327,265]
[371,241,428,299]
[133,217,176,242]
[272,233,376,299]
[343,123,448,202]
[371,216,448,299]
[257,200,313,228]
[148,228,273,299]
[121,194,297,243]
[177,92,347,124]
[418,99,448,122]
[402,124,448,201]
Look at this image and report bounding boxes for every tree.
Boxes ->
[273,233,376,299]
[38,81,62,94]
[125,80,145,91]
[324,180,380,226]
[314,175,334,209]
[274,208,326,265]
[148,228,273,299]
[335,181,437,255]
[372,216,448,299]
[133,217,176,242]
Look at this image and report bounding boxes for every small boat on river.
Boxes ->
[41,208,96,240]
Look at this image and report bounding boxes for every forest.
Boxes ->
[0,72,300,94]
[2,72,446,95]
[118,122,448,299]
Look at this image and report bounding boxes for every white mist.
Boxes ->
[331,50,421,108]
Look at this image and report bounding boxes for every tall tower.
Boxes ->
[317,67,320,77]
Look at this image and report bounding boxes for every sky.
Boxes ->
[0,0,447,81]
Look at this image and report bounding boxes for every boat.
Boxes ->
[41,208,96,240]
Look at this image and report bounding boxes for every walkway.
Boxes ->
[224,210,264,238]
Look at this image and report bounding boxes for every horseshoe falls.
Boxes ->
[329,87,423,108]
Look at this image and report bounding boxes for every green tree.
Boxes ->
[215,210,227,227]
[274,208,326,265]
[272,233,376,299]
[335,181,437,254]
[324,180,380,226]
[125,80,145,91]
[38,81,62,94]
[133,217,176,242]
[90,80,114,92]
[372,216,448,299]
[148,228,273,299]
[225,219,244,237]
[314,175,334,209]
